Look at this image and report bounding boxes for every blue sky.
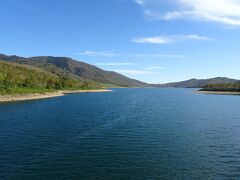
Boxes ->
[0,0,240,83]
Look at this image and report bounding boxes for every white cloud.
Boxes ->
[185,34,210,40]
[95,62,134,66]
[134,36,170,44]
[133,0,145,5]
[79,51,116,57]
[135,54,187,58]
[114,69,153,75]
[133,34,210,44]
[135,0,240,26]
[79,50,187,58]
[144,66,165,70]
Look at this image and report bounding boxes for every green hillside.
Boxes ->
[0,54,149,87]
[155,77,239,88]
[200,82,240,92]
[0,61,100,94]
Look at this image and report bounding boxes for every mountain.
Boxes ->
[0,61,100,94]
[0,54,148,87]
[155,77,239,88]
[1,54,237,89]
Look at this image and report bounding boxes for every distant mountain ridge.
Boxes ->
[1,54,238,88]
[0,54,148,87]
[155,77,239,88]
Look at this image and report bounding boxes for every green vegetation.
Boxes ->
[0,54,148,87]
[0,61,100,95]
[200,82,240,92]
[156,77,238,88]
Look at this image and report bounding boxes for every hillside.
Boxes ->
[200,82,240,92]
[0,61,99,94]
[0,54,148,87]
[155,77,239,88]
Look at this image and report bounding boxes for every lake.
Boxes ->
[0,88,240,179]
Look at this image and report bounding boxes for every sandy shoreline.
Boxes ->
[196,91,240,95]
[0,89,112,103]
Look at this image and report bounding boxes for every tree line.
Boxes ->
[201,82,240,92]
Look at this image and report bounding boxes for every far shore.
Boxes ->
[196,90,240,95]
[0,89,112,103]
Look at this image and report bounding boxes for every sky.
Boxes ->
[0,0,240,83]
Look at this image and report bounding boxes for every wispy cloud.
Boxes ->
[114,69,153,75]
[96,62,134,66]
[144,66,165,70]
[79,50,187,59]
[133,0,145,5]
[135,54,187,58]
[133,34,211,44]
[79,51,116,57]
[134,0,240,26]
[134,36,170,44]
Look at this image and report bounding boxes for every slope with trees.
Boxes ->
[155,77,239,88]
[0,54,148,87]
[199,82,240,92]
[0,61,99,94]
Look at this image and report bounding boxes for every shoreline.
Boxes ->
[0,89,112,103]
[62,89,112,94]
[196,90,240,95]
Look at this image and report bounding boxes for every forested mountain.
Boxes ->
[155,77,239,88]
[1,54,238,90]
[0,61,99,94]
[0,54,148,87]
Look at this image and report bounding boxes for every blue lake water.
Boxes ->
[0,88,240,179]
